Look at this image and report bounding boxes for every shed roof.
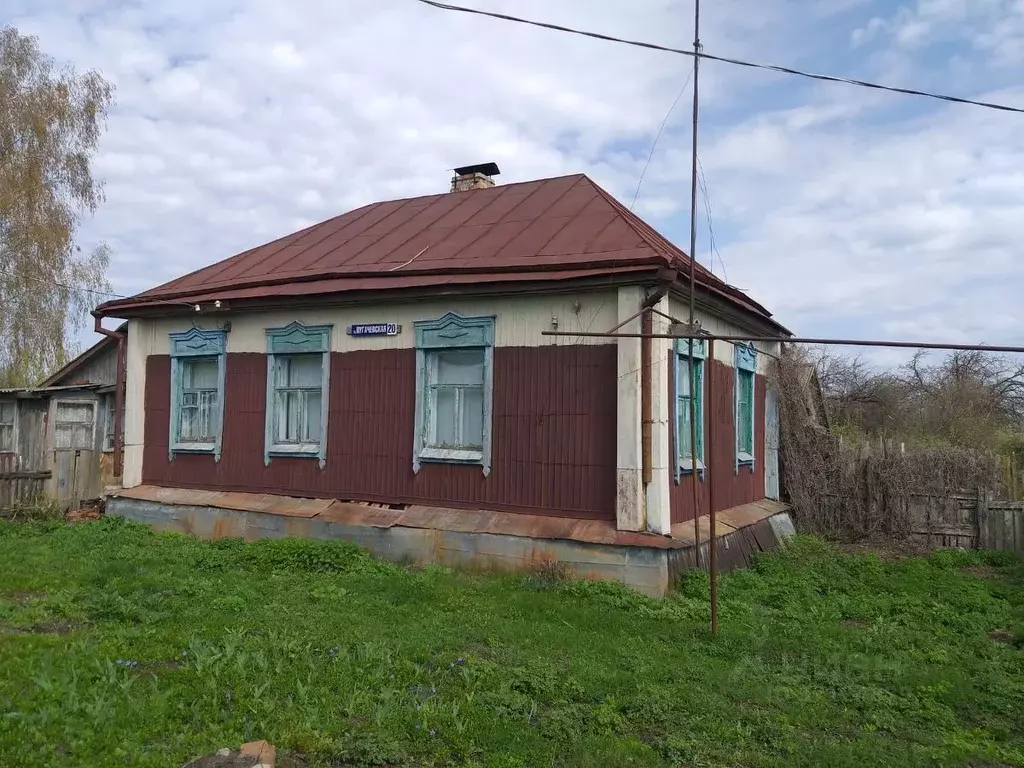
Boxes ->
[96,174,781,328]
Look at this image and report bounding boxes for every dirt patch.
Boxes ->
[835,538,931,561]
[964,565,1000,581]
[841,619,870,630]
[66,499,104,523]
[277,753,309,768]
[3,590,47,605]
[1,620,76,636]
[989,629,1014,644]
[30,620,76,635]
[183,753,258,768]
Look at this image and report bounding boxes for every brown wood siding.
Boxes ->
[143,345,617,519]
[669,358,767,524]
[50,345,118,387]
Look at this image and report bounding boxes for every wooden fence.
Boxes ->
[907,488,1023,555]
[0,453,51,515]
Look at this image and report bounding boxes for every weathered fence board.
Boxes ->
[0,453,52,513]
[905,487,1024,556]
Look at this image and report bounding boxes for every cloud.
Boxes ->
[7,0,1024,367]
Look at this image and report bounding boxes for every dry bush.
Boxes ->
[774,348,1001,540]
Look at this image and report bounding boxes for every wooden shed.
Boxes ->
[0,329,124,512]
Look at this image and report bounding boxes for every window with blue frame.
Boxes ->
[169,328,227,459]
[735,343,758,468]
[674,338,706,480]
[265,322,331,467]
[413,313,495,476]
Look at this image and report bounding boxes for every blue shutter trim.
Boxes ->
[674,338,706,483]
[415,312,495,349]
[266,321,331,354]
[412,347,427,475]
[412,313,496,476]
[168,328,228,462]
[263,322,332,468]
[736,343,757,372]
[734,343,757,472]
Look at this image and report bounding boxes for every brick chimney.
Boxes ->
[451,162,500,192]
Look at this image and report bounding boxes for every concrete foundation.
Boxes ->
[107,487,794,597]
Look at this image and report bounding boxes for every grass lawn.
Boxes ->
[0,519,1022,767]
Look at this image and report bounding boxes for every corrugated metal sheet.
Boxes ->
[142,345,618,519]
[669,359,768,524]
[97,175,779,328]
[116,484,689,550]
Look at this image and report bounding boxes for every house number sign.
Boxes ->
[347,323,402,337]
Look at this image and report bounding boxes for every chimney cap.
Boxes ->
[453,162,501,177]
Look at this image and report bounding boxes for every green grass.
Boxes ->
[0,519,1022,767]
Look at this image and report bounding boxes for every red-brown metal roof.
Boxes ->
[97,174,780,325]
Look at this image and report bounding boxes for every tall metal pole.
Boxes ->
[707,338,718,635]
[686,0,704,572]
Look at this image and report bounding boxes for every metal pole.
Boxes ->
[686,0,703,564]
[541,330,1024,354]
[707,337,718,634]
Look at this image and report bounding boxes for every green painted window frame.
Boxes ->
[264,322,332,469]
[169,328,228,461]
[413,312,495,477]
[673,338,706,482]
[734,343,758,471]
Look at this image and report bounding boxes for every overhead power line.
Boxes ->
[630,65,694,211]
[414,0,1024,116]
[0,268,124,299]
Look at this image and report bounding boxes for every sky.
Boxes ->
[8,0,1024,366]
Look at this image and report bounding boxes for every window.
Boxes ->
[674,339,705,480]
[54,401,96,450]
[102,394,116,452]
[265,322,331,467]
[413,313,495,476]
[169,327,227,460]
[735,343,758,469]
[0,400,15,452]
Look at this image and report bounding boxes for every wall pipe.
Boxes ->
[92,313,125,479]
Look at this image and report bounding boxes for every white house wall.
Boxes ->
[667,297,781,372]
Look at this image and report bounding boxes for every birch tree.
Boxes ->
[0,26,114,386]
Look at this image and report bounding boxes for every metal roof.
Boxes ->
[0,384,104,397]
[97,173,780,326]
[454,162,500,177]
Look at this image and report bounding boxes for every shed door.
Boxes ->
[765,387,780,500]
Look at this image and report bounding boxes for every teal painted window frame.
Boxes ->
[264,322,332,469]
[673,338,706,482]
[734,343,758,472]
[168,327,228,461]
[413,312,495,477]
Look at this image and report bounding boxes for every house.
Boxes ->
[0,325,125,511]
[96,165,793,594]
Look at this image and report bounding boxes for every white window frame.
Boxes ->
[264,322,332,469]
[52,399,97,451]
[0,399,17,454]
[412,312,495,476]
